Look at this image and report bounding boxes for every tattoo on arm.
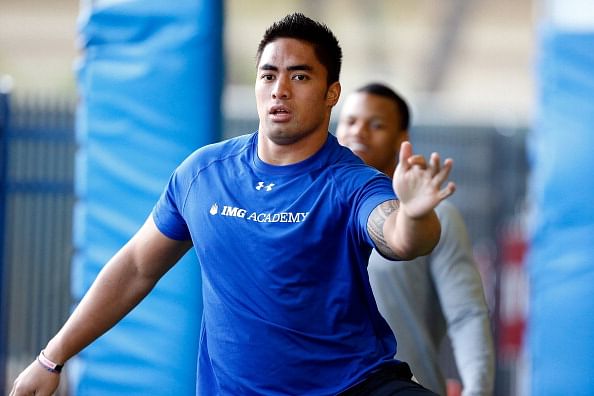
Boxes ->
[368,200,401,259]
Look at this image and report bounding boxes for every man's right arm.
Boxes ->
[10,215,192,396]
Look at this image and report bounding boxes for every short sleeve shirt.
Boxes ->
[153,132,398,395]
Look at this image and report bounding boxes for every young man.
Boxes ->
[11,15,454,396]
[336,83,495,396]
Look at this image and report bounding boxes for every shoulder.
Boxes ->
[430,200,474,260]
[176,133,254,176]
[329,163,394,214]
[327,137,391,191]
[435,200,467,233]
[435,199,458,216]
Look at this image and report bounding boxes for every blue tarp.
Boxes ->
[71,1,222,394]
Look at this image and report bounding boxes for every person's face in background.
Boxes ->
[336,91,408,176]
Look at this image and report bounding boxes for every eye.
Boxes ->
[261,74,275,81]
[370,122,385,131]
[292,74,309,81]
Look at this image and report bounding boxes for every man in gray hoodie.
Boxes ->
[337,82,495,396]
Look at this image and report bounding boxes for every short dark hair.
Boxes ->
[256,13,342,85]
[356,83,410,131]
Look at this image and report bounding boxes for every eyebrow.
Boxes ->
[259,64,313,72]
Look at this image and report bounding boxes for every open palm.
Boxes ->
[393,141,456,218]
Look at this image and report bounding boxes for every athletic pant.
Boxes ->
[338,361,438,396]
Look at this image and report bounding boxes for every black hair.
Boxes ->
[256,13,342,85]
[356,83,411,131]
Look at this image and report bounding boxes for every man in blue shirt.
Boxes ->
[11,13,454,396]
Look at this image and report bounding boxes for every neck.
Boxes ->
[382,162,397,179]
[257,129,329,166]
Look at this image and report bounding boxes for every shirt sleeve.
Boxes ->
[429,202,495,396]
[349,170,396,250]
[152,167,192,241]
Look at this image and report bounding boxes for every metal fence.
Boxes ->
[0,92,10,395]
[1,93,75,395]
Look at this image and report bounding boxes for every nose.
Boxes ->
[349,120,369,140]
[272,76,290,99]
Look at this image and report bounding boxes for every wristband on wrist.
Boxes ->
[37,350,64,373]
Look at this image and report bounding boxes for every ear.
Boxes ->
[326,82,341,107]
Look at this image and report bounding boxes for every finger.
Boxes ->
[432,157,453,186]
[428,152,441,176]
[407,154,427,169]
[438,181,456,200]
[398,141,413,170]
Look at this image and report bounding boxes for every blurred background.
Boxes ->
[2,0,591,395]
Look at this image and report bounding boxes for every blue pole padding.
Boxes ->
[72,0,223,394]
[527,24,594,396]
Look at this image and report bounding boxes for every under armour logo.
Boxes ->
[256,181,275,191]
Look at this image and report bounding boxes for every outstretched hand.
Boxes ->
[392,141,455,218]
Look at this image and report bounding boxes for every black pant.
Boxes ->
[337,362,438,396]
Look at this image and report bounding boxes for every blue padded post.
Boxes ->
[72,1,222,394]
[527,9,594,396]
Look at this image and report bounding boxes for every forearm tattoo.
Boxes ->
[367,200,401,259]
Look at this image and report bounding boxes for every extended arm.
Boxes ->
[10,216,192,396]
[369,141,455,260]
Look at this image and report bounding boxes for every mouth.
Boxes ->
[269,105,292,122]
[346,142,368,153]
[269,105,291,115]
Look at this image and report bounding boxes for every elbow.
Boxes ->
[418,234,439,256]
[418,211,442,256]
[420,223,441,256]
[396,218,442,260]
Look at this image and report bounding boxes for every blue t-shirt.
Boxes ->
[153,132,398,395]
